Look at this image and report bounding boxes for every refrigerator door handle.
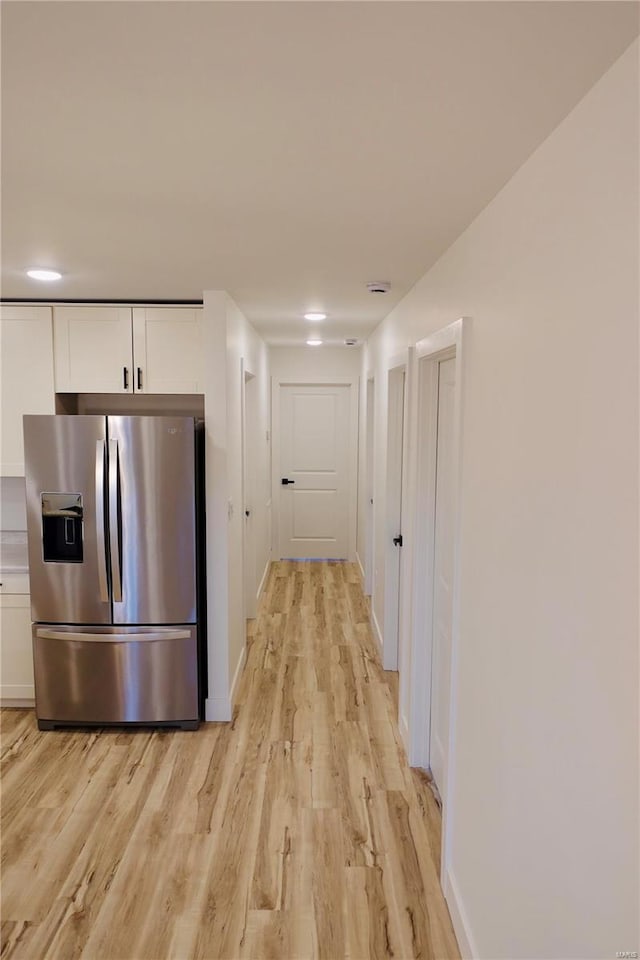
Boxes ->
[36,628,190,643]
[95,440,109,603]
[108,438,123,602]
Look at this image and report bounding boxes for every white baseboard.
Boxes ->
[204,696,231,722]
[1,684,35,702]
[444,868,477,959]
[370,608,383,660]
[256,559,271,601]
[355,551,365,581]
[399,712,410,754]
[230,642,247,709]
[204,642,247,723]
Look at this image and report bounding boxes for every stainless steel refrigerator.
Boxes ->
[23,415,206,730]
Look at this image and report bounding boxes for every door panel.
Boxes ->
[1,307,55,475]
[33,624,198,724]
[24,415,111,625]
[132,308,204,394]
[429,357,456,795]
[108,417,196,625]
[279,384,350,559]
[383,368,406,671]
[53,306,133,393]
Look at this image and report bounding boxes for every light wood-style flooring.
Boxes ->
[1,561,459,959]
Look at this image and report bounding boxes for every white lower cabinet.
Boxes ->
[0,592,34,703]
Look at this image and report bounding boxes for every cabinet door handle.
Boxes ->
[123,366,129,390]
[137,367,142,390]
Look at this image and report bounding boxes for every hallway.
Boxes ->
[1,562,459,960]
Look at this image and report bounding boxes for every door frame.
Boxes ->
[382,350,411,671]
[271,377,359,561]
[407,317,469,888]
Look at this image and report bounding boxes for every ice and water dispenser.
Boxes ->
[41,493,84,563]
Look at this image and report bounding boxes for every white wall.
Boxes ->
[269,345,361,382]
[0,478,27,530]
[360,41,639,960]
[204,292,271,720]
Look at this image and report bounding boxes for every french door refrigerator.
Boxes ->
[23,415,205,730]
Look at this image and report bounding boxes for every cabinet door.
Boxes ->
[0,306,55,475]
[0,594,34,702]
[132,308,204,394]
[53,306,133,393]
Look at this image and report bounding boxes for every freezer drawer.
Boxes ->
[33,624,198,728]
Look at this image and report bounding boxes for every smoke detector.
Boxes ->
[344,338,358,346]
[366,281,391,294]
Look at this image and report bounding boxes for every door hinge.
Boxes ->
[393,534,403,547]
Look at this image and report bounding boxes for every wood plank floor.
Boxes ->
[1,561,459,960]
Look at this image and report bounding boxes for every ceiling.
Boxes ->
[1,2,638,346]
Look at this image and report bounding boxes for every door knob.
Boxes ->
[281,478,295,485]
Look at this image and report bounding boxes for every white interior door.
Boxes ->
[364,377,375,595]
[383,367,405,670]
[429,356,456,795]
[278,384,350,559]
[243,370,258,620]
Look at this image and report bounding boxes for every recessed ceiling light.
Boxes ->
[306,339,323,346]
[27,268,62,281]
[304,312,326,321]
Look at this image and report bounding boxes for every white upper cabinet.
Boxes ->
[132,308,204,394]
[53,306,134,393]
[53,305,203,395]
[0,306,55,475]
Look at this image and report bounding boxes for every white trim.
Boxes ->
[271,377,358,561]
[256,558,271,602]
[355,550,365,581]
[370,606,384,660]
[0,687,35,703]
[230,642,247,709]
[443,869,478,959]
[204,641,247,722]
[399,712,410,754]
[205,695,231,722]
[407,317,469,894]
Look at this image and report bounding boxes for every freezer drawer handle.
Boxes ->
[95,440,109,602]
[36,628,191,643]
[108,438,123,602]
